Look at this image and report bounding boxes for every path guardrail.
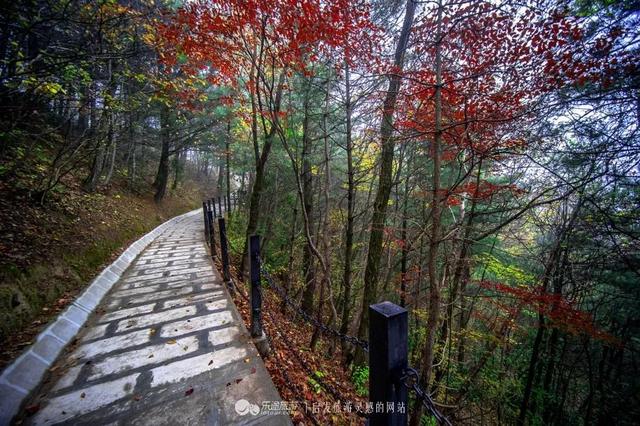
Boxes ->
[201,196,451,425]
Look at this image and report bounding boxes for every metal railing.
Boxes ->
[201,201,451,425]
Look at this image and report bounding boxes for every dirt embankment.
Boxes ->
[0,179,207,370]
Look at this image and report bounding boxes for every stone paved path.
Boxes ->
[21,214,289,425]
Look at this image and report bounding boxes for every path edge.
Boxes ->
[0,208,200,425]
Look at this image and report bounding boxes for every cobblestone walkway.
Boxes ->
[22,214,289,425]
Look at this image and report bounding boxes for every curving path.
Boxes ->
[19,214,289,425]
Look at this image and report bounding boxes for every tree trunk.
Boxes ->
[355,0,417,365]
[340,61,356,361]
[154,104,171,203]
[411,2,444,424]
[301,76,317,315]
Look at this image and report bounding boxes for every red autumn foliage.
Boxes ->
[477,280,618,344]
[395,1,635,167]
[157,0,379,85]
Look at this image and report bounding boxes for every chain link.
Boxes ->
[258,260,369,352]
[261,302,369,419]
[401,368,452,426]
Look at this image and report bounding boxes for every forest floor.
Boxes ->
[0,175,207,371]
[219,257,367,425]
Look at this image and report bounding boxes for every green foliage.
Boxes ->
[474,252,535,285]
[351,365,369,397]
[420,415,437,426]
[308,370,325,394]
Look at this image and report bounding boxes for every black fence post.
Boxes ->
[369,301,408,425]
[225,194,230,213]
[249,235,270,356]
[218,196,223,216]
[211,198,216,217]
[202,201,210,244]
[218,218,231,286]
[208,209,217,257]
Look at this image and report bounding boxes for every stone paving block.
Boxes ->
[160,311,234,338]
[102,269,120,285]
[150,345,249,388]
[165,277,213,289]
[31,335,65,364]
[125,286,194,306]
[80,324,108,342]
[205,298,230,312]
[32,373,140,425]
[88,335,199,380]
[51,364,83,392]
[5,352,49,390]
[62,305,90,326]
[75,292,99,311]
[208,325,244,347]
[108,264,125,276]
[88,282,110,297]
[98,303,156,323]
[49,318,80,343]
[162,291,224,309]
[0,383,27,425]
[110,285,161,299]
[144,255,192,264]
[74,329,151,360]
[122,272,164,283]
[115,305,196,333]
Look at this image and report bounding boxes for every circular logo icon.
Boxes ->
[235,399,259,416]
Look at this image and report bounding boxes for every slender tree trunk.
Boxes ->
[340,61,356,361]
[411,3,444,424]
[283,207,298,313]
[301,77,317,315]
[154,104,171,203]
[355,0,417,365]
[226,120,231,209]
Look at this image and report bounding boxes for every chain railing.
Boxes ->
[259,262,370,353]
[401,368,452,426]
[261,302,369,419]
[200,211,453,425]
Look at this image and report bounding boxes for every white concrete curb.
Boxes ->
[0,208,200,425]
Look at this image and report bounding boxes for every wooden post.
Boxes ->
[208,209,217,257]
[369,301,408,425]
[249,235,269,356]
[202,201,209,244]
[218,218,231,286]
[211,198,216,217]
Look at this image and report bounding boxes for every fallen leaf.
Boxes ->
[235,378,243,384]
[80,392,85,399]
[148,354,154,358]
[166,339,176,345]
[208,360,213,366]
[24,404,40,416]
[149,329,156,336]
[251,367,256,374]
[185,387,194,396]
[244,358,250,363]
